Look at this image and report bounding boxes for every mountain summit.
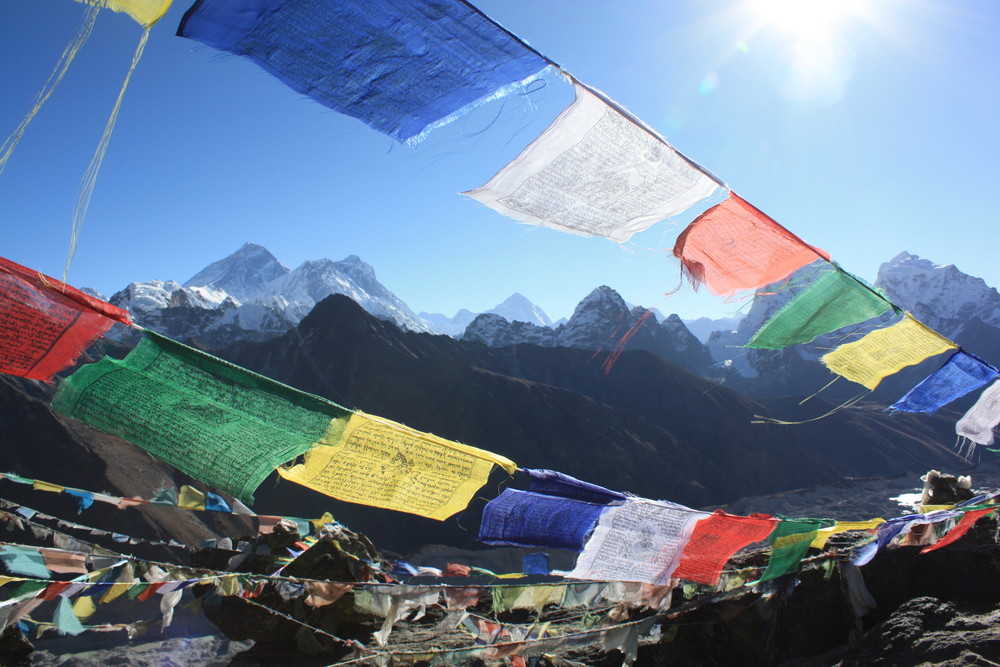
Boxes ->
[464,285,714,376]
[112,244,428,346]
[184,242,289,301]
[876,251,1000,336]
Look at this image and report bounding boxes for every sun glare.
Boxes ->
[752,0,864,40]
[747,0,868,105]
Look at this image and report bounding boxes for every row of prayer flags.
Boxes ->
[175,1,734,245]
[735,257,1000,439]
[25,1,1000,441]
[4,245,1000,561]
[26,0,1000,440]
[0,252,515,519]
[5,237,1000,533]
[479,469,1000,587]
[2,491,997,647]
[51,330,514,514]
[0,472,362,549]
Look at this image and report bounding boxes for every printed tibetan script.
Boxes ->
[567,499,703,585]
[279,412,516,521]
[465,83,719,242]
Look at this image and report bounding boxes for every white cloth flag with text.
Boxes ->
[566,498,703,585]
[464,84,720,242]
[957,379,1000,446]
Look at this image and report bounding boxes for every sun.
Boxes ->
[745,0,870,104]
[750,0,866,40]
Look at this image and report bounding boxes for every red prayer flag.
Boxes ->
[0,256,131,381]
[40,548,88,575]
[673,510,777,586]
[672,193,830,297]
[40,581,73,602]
[921,507,996,554]
[137,581,165,602]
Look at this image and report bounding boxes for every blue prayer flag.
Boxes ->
[64,489,94,513]
[522,552,549,575]
[205,492,232,513]
[524,469,627,505]
[178,0,550,144]
[890,351,999,414]
[479,488,605,551]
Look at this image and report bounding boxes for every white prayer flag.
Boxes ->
[567,498,703,585]
[957,379,1000,446]
[465,83,720,242]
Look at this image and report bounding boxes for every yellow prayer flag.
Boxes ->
[99,582,132,604]
[177,485,207,511]
[100,564,136,604]
[33,481,64,493]
[72,595,97,621]
[820,314,956,390]
[278,412,516,521]
[310,512,335,534]
[0,576,23,588]
[810,518,886,549]
[920,504,956,514]
[773,531,817,550]
[73,0,173,28]
[217,574,241,597]
[495,585,566,612]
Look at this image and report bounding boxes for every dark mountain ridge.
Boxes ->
[216,294,966,552]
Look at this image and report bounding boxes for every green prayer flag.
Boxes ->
[746,268,892,350]
[9,580,48,598]
[53,332,350,504]
[125,582,148,600]
[760,519,827,582]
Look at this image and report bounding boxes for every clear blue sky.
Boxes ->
[1,0,998,322]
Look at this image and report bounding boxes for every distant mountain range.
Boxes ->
[103,243,554,346]
[93,242,1000,402]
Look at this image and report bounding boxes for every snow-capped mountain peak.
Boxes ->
[184,242,289,302]
[486,292,552,327]
[875,251,1000,336]
[110,279,233,314]
[265,256,428,331]
[463,285,714,375]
